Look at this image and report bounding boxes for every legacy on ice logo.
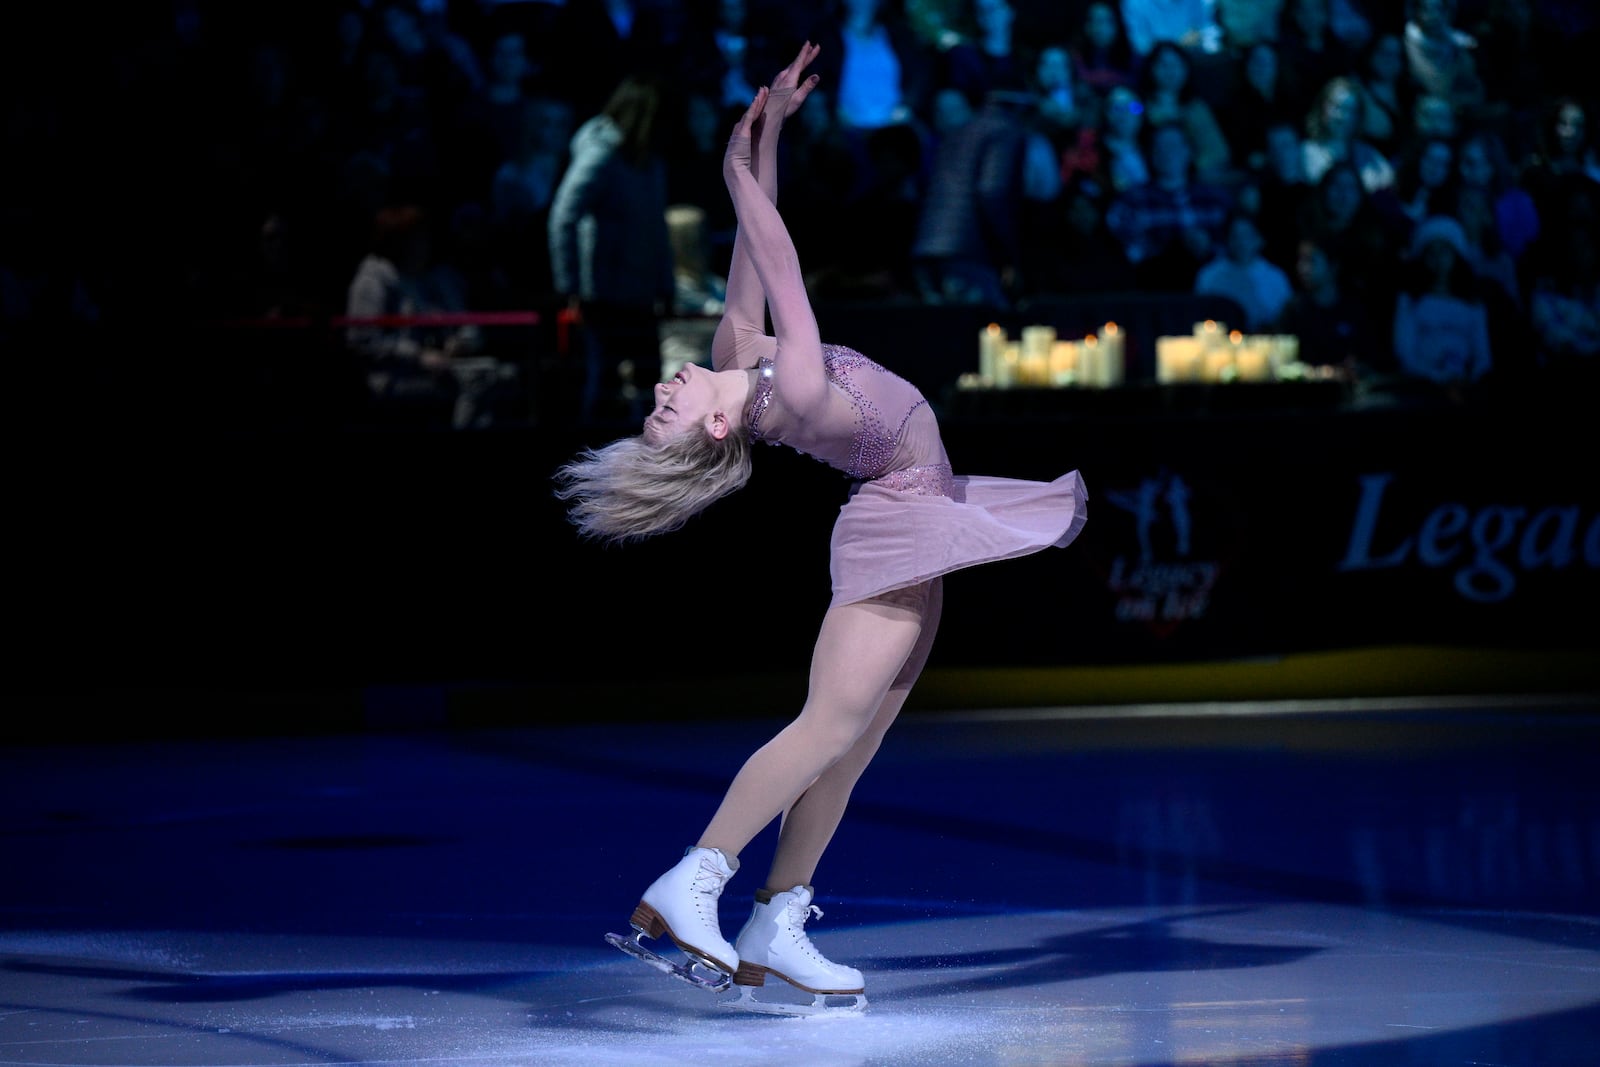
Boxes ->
[1105,471,1220,632]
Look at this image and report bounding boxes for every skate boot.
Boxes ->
[605,847,739,992]
[727,885,867,1015]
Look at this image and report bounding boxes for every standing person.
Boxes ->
[548,73,676,424]
[558,43,1087,1015]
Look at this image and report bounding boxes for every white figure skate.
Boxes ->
[605,846,739,993]
[723,885,868,1016]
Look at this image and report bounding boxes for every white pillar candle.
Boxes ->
[978,323,1005,384]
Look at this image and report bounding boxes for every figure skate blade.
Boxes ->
[720,983,868,1017]
[605,930,732,993]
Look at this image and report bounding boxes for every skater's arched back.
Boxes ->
[566,41,1087,1014]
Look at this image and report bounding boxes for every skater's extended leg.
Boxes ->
[765,578,943,889]
[696,583,934,861]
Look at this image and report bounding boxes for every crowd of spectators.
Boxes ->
[4,0,1597,423]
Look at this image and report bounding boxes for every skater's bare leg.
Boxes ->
[765,579,943,889]
[697,582,936,861]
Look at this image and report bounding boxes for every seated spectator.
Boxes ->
[1297,159,1404,325]
[1194,210,1294,329]
[1028,42,1089,150]
[1391,214,1494,393]
[1239,120,1313,272]
[1269,234,1389,383]
[1518,96,1600,237]
[1448,184,1521,309]
[937,0,1029,104]
[1390,135,1457,230]
[1022,173,1136,296]
[1302,75,1396,195]
[1402,0,1488,126]
[1526,218,1600,372]
[1277,0,1359,125]
[1070,1,1140,98]
[1118,0,1223,59]
[1061,84,1151,196]
[1137,41,1232,182]
[1213,0,1285,54]
[1351,32,1412,162]
[1105,119,1232,290]
[1454,127,1540,262]
[1217,41,1299,173]
[346,203,508,429]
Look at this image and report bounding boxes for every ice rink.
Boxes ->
[4,694,1598,1065]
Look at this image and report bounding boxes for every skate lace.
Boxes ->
[694,855,729,899]
[788,899,828,959]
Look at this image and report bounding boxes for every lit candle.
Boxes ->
[979,323,1005,384]
[1235,341,1270,382]
[1101,322,1123,386]
[999,341,1021,388]
[1049,340,1077,386]
[1020,324,1055,386]
[1157,336,1200,383]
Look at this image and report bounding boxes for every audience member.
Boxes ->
[910,89,1039,306]
[1269,234,1388,381]
[1389,135,1456,231]
[1301,75,1396,195]
[1238,119,1313,271]
[1277,0,1359,123]
[1350,31,1411,162]
[1105,119,1232,290]
[547,73,676,423]
[490,93,574,296]
[1070,2,1141,98]
[1023,173,1137,295]
[452,29,539,187]
[1391,214,1493,393]
[1193,209,1294,329]
[678,0,782,111]
[345,202,504,428]
[548,0,677,121]
[1027,42,1089,151]
[1447,181,1525,373]
[1525,217,1600,371]
[1401,0,1487,126]
[1518,96,1600,236]
[1217,41,1299,174]
[1454,127,1540,262]
[1464,0,1549,130]
[937,0,1028,104]
[1212,0,1284,54]
[1063,84,1151,195]
[1296,159,1403,325]
[812,0,932,133]
[1137,41,1232,182]
[1118,0,1223,59]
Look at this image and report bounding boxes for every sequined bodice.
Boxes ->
[748,345,950,487]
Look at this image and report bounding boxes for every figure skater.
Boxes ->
[555,43,1088,1014]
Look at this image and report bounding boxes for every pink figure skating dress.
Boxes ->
[747,345,1087,606]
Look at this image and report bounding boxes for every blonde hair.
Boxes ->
[552,429,753,544]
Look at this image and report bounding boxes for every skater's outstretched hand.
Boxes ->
[764,41,821,123]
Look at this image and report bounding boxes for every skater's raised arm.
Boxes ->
[711,42,821,373]
[722,87,828,414]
